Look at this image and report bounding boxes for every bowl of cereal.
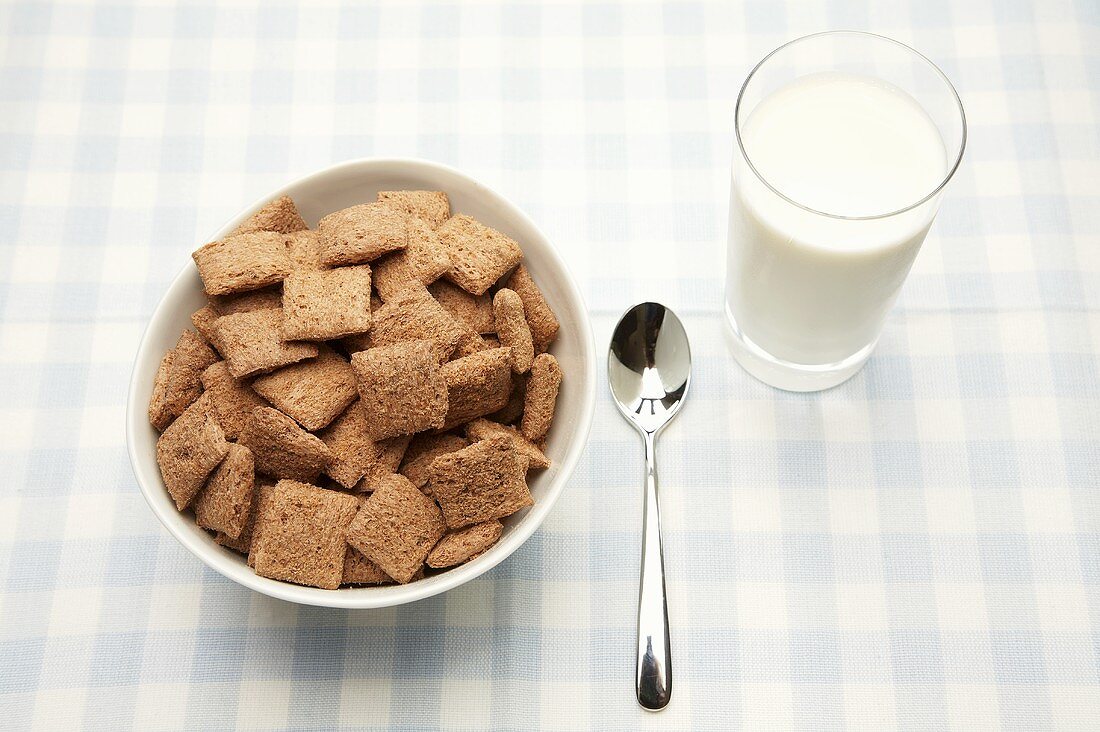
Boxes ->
[126,158,596,608]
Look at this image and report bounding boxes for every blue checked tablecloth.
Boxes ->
[2,0,1098,729]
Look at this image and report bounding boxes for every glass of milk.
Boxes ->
[725,31,966,391]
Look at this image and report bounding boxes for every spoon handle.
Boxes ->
[636,430,672,710]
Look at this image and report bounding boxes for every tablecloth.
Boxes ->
[2,0,1098,729]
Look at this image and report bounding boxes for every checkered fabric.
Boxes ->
[2,0,1098,729]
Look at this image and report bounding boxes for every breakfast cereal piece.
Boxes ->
[452,331,493,359]
[428,436,532,529]
[351,340,447,439]
[191,304,222,347]
[429,280,495,334]
[282,265,373,341]
[251,346,358,431]
[156,394,230,510]
[439,348,513,429]
[367,290,465,362]
[492,289,534,373]
[426,520,504,568]
[199,360,268,439]
[215,480,275,554]
[232,195,308,236]
[342,547,393,585]
[490,374,526,425]
[346,474,446,584]
[318,202,408,266]
[372,219,452,301]
[284,230,324,271]
[521,353,562,442]
[370,254,425,303]
[238,406,332,482]
[214,308,318,378]
[318,401,385,489]
[193,443,255,539]
[211,285,283,315]
[437,215,523,295]
[147,330,219,431]
[377,190,451,228]
[465,418,549,470]
[356,435,412,490]
[192,231,293,296]
[249,480,359,590]
[399,432,468,490]
[504,264,559,353]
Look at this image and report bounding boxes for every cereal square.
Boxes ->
[504,264,559,353]
[490,374,526,425]
[318,202,408,266]
[211,285,283,315]
[318,401,388,489]
[351,340,447,438]
[377,190,451,228]
[199,360,268,439]
[372,218,451,301]
[343,546,393,585]
[426,520,504,568]
[214,480,275,555]
[437,214,523,295]
[465,418,549,470]
[346,474,446,583]
[238,406,333,482]
[194,443,255,539]
[192,231,293,296]
[148,330,219,431]
[354,435,412,491]
[284,230,324,271]
[428,436,532,529]
[249,480,359,590]
[439,347,513,429]
[429,280,495,334]
[521,353,562,442]
[191,304,222,347]
[156,394,230,510]
[367,290,466,362]
[400,432,468,489]
[251,346,358,431]
[232,195,308,236]
[214,308,319,378]
[282,265,373,340]
[493,288,534,373]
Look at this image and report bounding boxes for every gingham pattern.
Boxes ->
[2,0,1098,729]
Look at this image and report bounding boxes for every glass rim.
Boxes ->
[734,30,968,221]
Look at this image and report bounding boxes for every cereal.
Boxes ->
[199,360,268,439]
[437,215,523,295]
[372,218,451,301]
[156,394,230,510]
[429,279,495,334]
[214,308,319,378]
[428,435,532,529]
[351,340,447,438]
[377,189,451,228]
[504,264,559,353]
[426,520,504,568]
[147,330,219,431]
[318,202,408,266]
[193,443,254,539]
[399,432,468,489]
[452,331,493,359]
[232,195,308,236]
[192,231,293,296]
[282,264,373,341]
[284,229,324,271]
[343,547,393,585]
[249,480,359,590]
[191,304,222,347]
[492,288,534,373]
[211,285,283,315]
[355,435,412,491]
[238,406,333,482]
[465,418,549,470]
[490,374,527,425]
[439,347,513,430]
[521,353,562,442]
[319,401,389,489]
[366,289,465,362]
[215,480,275,554]
[346,474,446,583]
[251,346,358,431]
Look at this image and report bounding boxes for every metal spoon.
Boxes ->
[608,302,691,711]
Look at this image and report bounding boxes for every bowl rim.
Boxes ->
[125,157,596,609]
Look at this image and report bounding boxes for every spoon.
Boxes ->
[608,302,691,711]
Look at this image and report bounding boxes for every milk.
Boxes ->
[726,71,948,375]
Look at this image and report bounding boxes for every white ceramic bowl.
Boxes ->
[126,158,596,608]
